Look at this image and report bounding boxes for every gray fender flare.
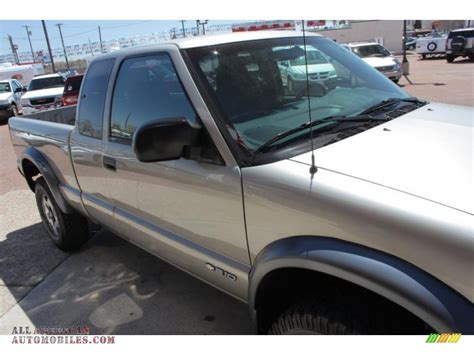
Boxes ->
[21,147,74,214]
[248,236,473,333]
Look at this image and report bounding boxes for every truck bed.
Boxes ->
[8,106,80,192]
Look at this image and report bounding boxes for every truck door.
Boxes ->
[102,52,249,299]
[70,58,116,229]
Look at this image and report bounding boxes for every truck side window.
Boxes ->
[77,59,114,139]
[110,54,198,140]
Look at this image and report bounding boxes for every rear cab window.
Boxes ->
[65,76,83,93]
[77,59,115,139]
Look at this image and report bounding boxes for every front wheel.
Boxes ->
[35,177,89,252]
[446,54,455,63]
[269,294,363,335]
[287,76,294,94]
[11,104,18,117]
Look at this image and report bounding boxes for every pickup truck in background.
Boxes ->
[9,31,473,335]
[20,73,65,115]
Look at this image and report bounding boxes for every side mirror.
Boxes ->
[22,87,27,92]
[132,117,201,163]
[14,87,22,93]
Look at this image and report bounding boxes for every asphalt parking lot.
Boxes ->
[0,55,472,335]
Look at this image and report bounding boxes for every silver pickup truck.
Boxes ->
[8,31,473,335]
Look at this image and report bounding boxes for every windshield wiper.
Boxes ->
[252,114,387,157]
[359,97,423,115]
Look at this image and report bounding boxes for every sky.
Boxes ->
[0,20,245,56]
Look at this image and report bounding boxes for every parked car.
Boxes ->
[57,68,80,79]
[20,73,65,115]
[446,28,474,63]
[61,74,83,106]
[277,47,337,93]
[345,42,402,83]
[405,37,417,50]
[0,79,25,121]
[8,31,473,335]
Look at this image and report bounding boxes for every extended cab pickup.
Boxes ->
[8,31,473,335]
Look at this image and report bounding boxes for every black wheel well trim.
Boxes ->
[248,236,473,334]
[21,147,74,214]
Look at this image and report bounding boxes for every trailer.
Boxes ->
[0,63,36,86]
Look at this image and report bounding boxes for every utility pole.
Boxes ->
[180,20,186,37]
[22,25,35,62]
[88,38,94,57]
[402,20,412,85]
[8,35,20,64]
[42,20,56,73]
[98,26,104,53]
[55,23,69,69]
[198,20,208,35]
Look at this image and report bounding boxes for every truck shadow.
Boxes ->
[0,224,253,334]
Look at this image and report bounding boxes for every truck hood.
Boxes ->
[0,92,13,101]
[290,102,473,214]
[22,87,63,100]
[362,56,397,68]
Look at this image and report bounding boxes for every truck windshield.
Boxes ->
[185,36,409,153]
[28,76,65,91]
[0,83,11,93]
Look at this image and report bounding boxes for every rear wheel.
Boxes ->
[35,177,89,252]
[421,54,426,60]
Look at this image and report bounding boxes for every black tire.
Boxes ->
[287,76,294,94]
[269,293,366,335]
[392,79,400,84]
[35,177,89,252]
[11,104,18,117]
[446,54,455,63]
[421,54,426,60]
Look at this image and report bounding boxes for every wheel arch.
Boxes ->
[20,147,74,214]
[249,236,474,334]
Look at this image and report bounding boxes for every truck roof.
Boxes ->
[32,73,63,80]
[95,31,322,60]
[346,42,380,47]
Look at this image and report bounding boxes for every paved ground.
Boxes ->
[396,54,474,106]
[0,56,472,335]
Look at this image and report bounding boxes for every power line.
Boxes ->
[100,20,152,30]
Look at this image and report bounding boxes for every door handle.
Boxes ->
[103,156,116,171]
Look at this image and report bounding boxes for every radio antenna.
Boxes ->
[301,20,317,175]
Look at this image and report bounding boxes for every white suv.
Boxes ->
[343,42,402,83]
[446,28,474,63]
